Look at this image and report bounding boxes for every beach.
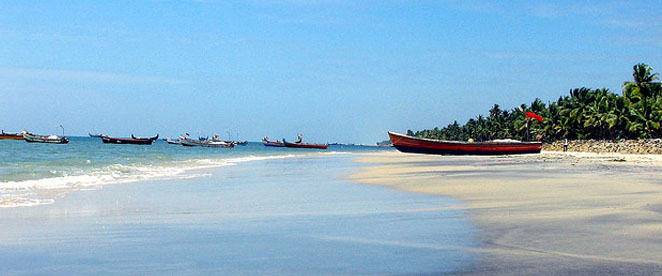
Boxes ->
[351,151,662,275]
[0,149,477,275]
[4,139,662,275]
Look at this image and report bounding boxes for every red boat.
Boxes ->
[283,140,329,149]
[100,134,159,145]
[388,131,542,155]
[0,130,25,140]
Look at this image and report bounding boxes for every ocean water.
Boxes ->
[0,141,477,275]
[0,137,388,207]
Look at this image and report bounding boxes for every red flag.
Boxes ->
[186,133,190,136]
[525,112,543,123]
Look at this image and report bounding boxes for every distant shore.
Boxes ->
[543,139,662,154]
[350,151,662,275]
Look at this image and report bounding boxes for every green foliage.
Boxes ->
[413,63,662,141]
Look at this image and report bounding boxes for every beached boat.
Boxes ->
[388,131,542,155]
[100,134,159,145]
[23,132,69,144]
[179,136,235,148]
[0,130,25,140]
[283,140,329,149]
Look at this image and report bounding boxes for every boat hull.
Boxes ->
[0,135,24,140]
[263,141,285,147]
[23,133,69,144]
[163,137,181,144]
[180,137,234,148]
[388,131,541,155]
[283,142,329,149]
[0,131,24,140]
[100,136,155,145]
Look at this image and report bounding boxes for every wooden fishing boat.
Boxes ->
[234,140,249,146]
[388,131,541,155]
[0,130,25,140]
[164,137,181,145]
[263,138,285,147]
[282,140,329,149]
[100,134,159,145]
[89,133,103,138]
[23,132,69,144]
[263,141,285,147]
[179,136,235,148]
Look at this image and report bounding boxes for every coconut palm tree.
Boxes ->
[624,63,659,101]
[410,63,660,142]
[623,63,661,137]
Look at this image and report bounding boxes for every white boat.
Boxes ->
[24,132,69,144]
[164,137,181,145]
[179,136,234,148]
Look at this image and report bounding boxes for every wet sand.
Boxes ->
[0,154,476,275]
[351,151,662,275]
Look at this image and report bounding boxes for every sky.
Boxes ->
[1,0,661,143]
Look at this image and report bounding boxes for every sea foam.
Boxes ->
[0,154,298,208]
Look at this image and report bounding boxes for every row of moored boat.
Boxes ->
[1,130,329,149]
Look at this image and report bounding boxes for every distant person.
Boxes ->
[564,138,569,152]
[296,134,303,143]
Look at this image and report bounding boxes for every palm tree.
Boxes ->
[624,63,660,101]
[410,62,660,142]
[623,63,661,137]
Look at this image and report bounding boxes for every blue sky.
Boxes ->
[1,0,660,143]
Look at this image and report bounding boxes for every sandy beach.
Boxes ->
[0,153,478,275]
[351,151,662,275]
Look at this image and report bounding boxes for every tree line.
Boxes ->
[409,63,662,141]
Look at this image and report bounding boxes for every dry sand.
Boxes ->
[350,151,662,275]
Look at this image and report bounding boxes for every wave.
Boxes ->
[0,153,298,208]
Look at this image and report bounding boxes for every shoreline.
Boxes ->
[0,152,476,275]
[0,151,344,208]
[350,151,662,275]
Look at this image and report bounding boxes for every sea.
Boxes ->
[0,137,477,275]
[0,137,379,207]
